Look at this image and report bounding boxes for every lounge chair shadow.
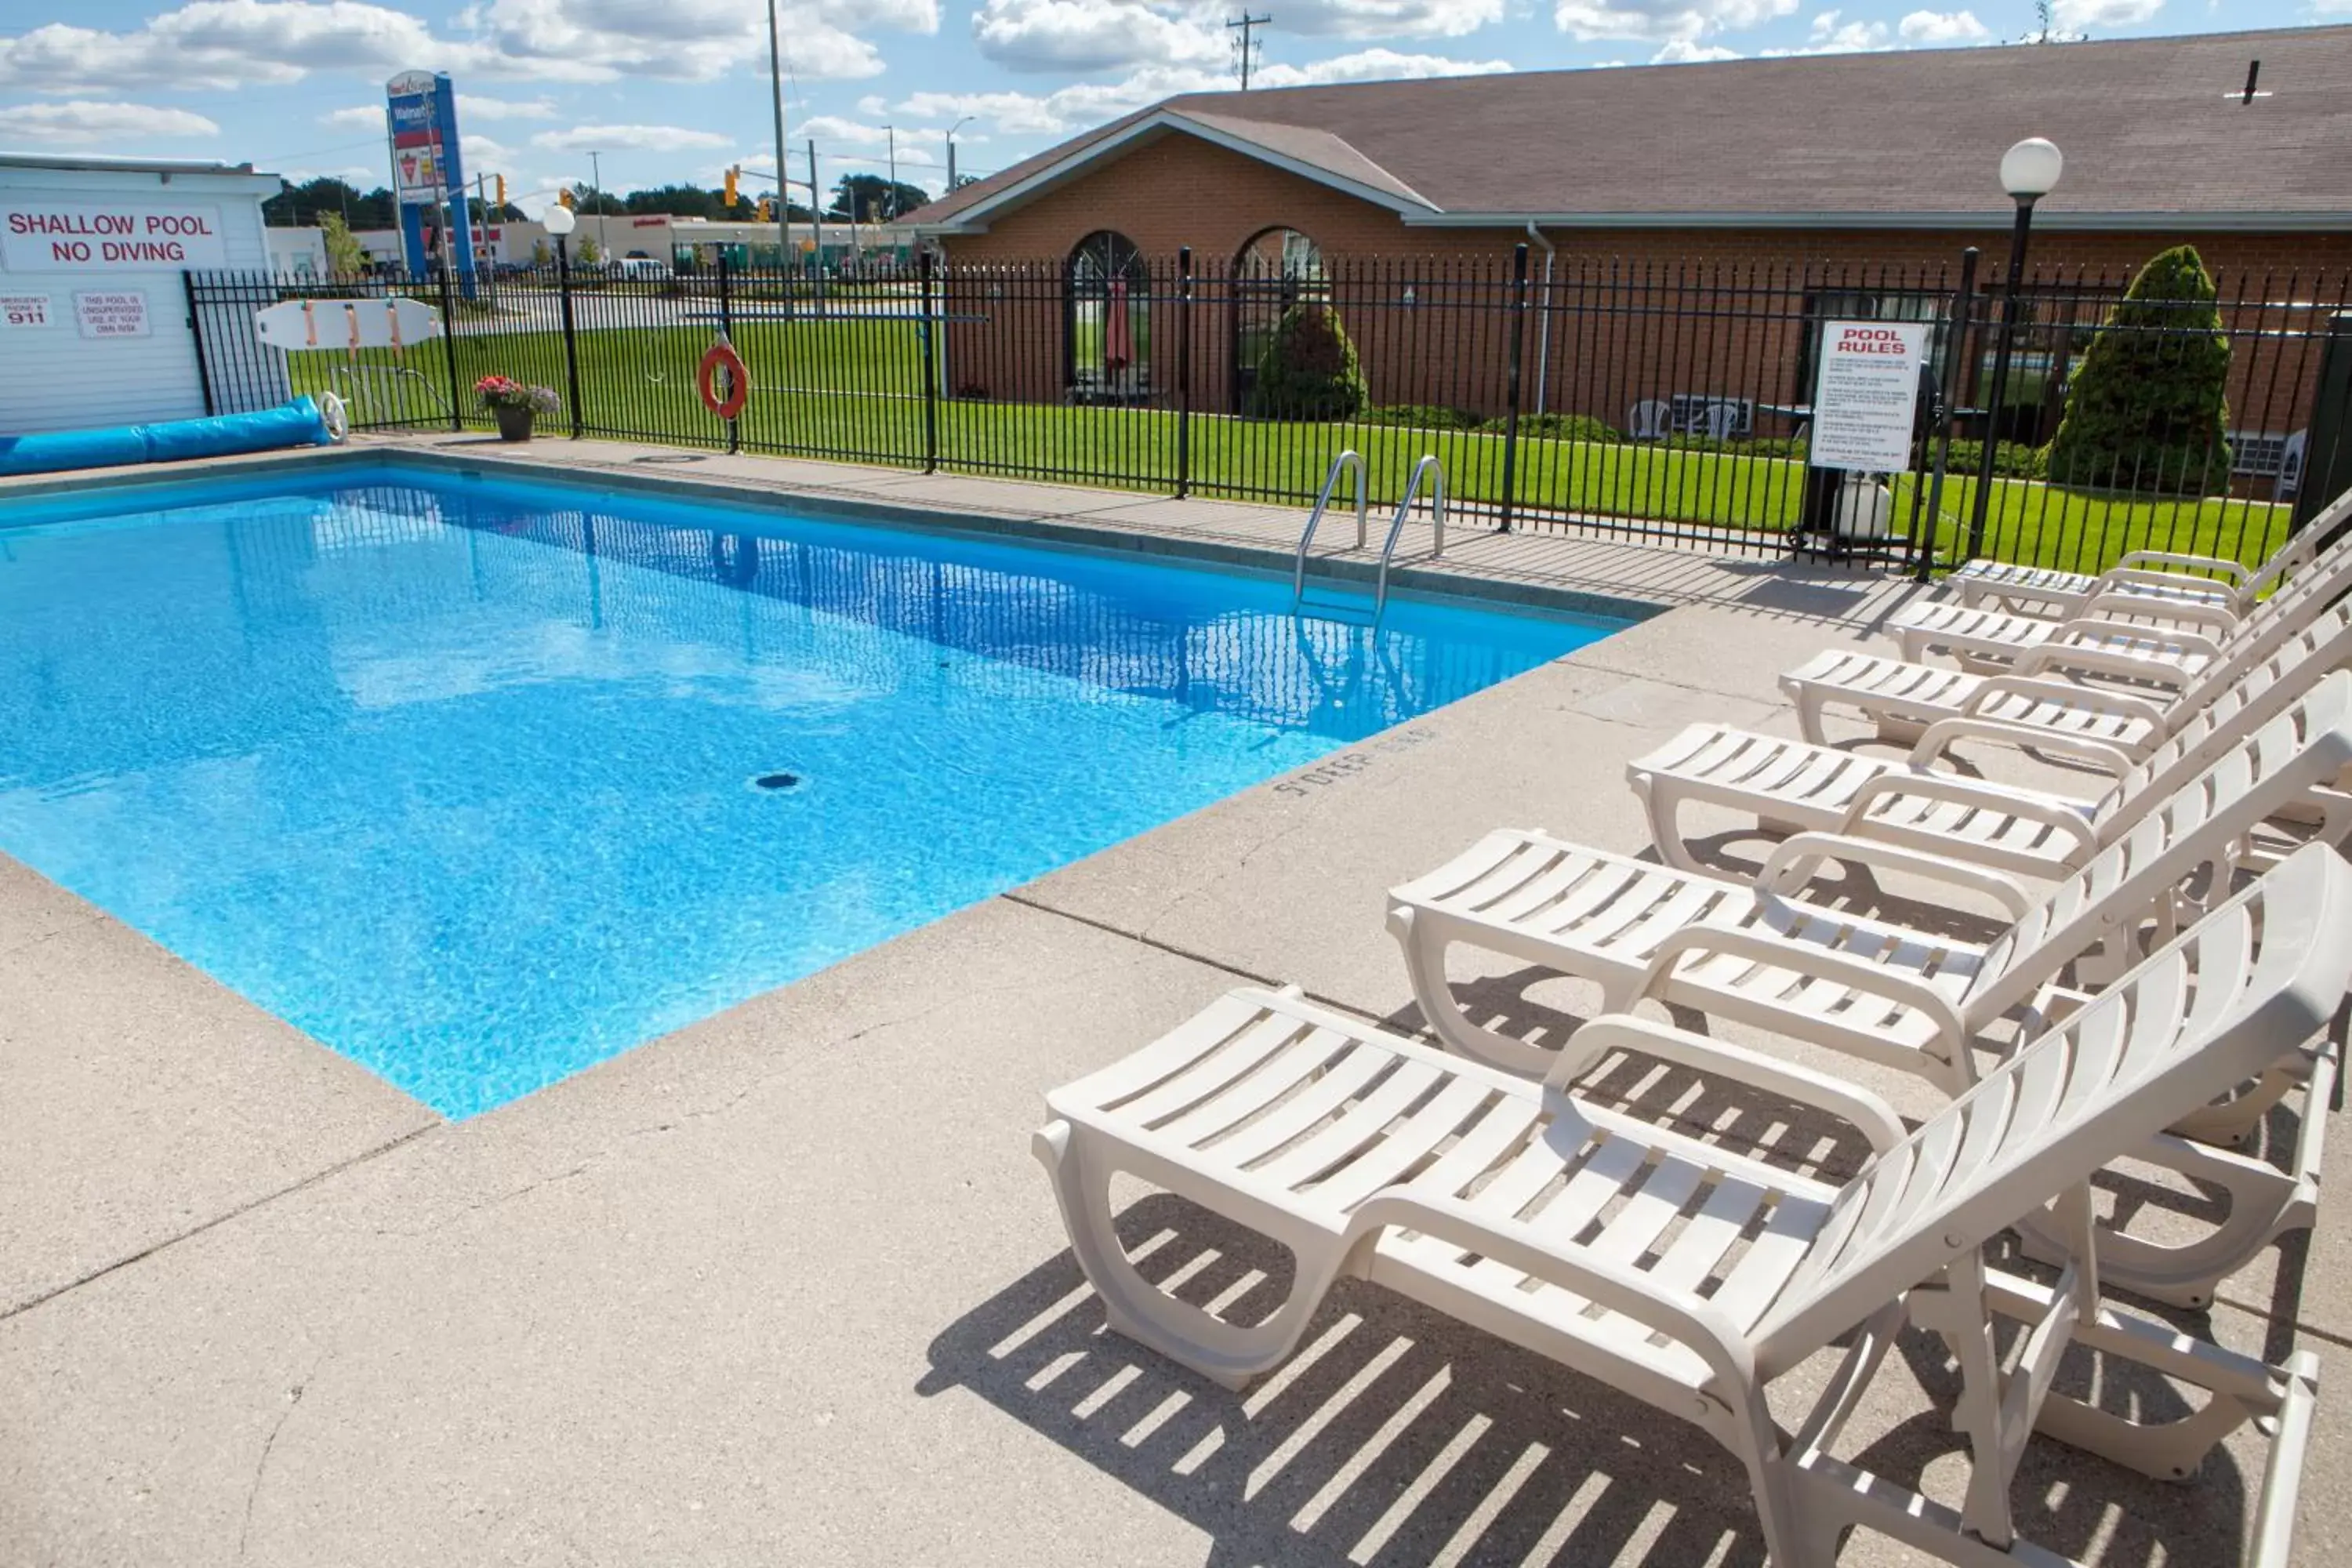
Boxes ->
[924,1192,2259,1568]
[919,1191,1770,1568]
[1380,969,1882,1185]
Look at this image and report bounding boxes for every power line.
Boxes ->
[1228,13,1271,89]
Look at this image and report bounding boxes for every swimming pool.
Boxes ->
[0,463,1632,1116]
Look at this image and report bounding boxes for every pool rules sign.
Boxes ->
[1809,321,1932,472]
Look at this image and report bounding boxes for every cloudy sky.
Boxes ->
[0,0,2324,216]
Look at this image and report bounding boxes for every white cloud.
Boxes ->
[970,0,1225,74]
[320,103,387,129]
[458,93,557,119]
[1897,8,1987,39]
[1256,46,1513,83]
[1555,0,1795,42]
[896,47,1508,138]
[1270,0,1504,38]
[2051,0,2161,24]
[0,98,220,141]
[530,122,732,151]
[1756,6,1886,50]
[0,2,470,93]
[1650,37,1741,59]
[856,93,889,116]
[0,0,932,94]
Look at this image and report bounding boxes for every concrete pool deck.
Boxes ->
[1,437,2344,1566]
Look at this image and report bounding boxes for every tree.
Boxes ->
[827,173,931,223]
[529,238,551,266]
[571,184,628,216]
[575,232,604,266]
[2013,1,2085,42]
[1247,302,1367,420]
[2045,244,2234,495]
[626,183,722,218]
[319,212,368,275]
[466,196,528,223]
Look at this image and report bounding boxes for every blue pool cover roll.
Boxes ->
[0,397,336,478]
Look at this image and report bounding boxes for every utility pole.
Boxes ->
[808,137,825,307]
[1227,13,1271,89]
[886,125,898,222]
[765,0,792,278]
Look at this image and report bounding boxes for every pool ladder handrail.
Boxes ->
[1374,456,1446,619]
[1292,449,1368,606]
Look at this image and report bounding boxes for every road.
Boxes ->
[442,286,924,337]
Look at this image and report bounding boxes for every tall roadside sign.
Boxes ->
[387,71,475,287]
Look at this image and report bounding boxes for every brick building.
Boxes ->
[906,25,2352,463]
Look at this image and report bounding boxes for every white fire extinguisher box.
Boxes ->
[0,153,283,437]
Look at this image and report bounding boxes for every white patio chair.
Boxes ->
[1628,399,1671,440]
[1629,619,2352,879]
[1944,503,2332,618]
[1389,693,2352,1304]
[1780,527,2352,748]
[1896,501,2350,669]
[1036,845,2350,1566]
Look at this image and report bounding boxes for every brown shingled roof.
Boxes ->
[906,24,2352,230]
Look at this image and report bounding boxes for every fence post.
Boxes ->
[1176,246,1193,499]
[717,252,739,455]
[1497,244,1530,533]
[434,260,463,433]
[556,238,584,438]
[919,249,940,474]
[1916,246,1979,583]
[183,272,219,416]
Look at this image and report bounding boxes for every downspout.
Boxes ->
[1525,221,1555,417]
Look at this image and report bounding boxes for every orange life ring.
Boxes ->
[698,340,750,420]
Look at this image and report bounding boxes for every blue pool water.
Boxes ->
[0,464,1628,1116]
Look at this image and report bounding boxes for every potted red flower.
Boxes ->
[476,376,561,441]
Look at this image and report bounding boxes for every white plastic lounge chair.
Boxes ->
[1392,690,2347,1092]
[1781,543,2352,747]
[1391,710,2352,1305]
[1628,632,2352,879]
[1896,511,2350,669]
[1036,846,2349,1566]
[1947,500,2338,616]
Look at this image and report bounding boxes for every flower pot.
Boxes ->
[494,405,536,442]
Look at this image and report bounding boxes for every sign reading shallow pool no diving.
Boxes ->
[0,203,230,273]
[1809,320,1931,473]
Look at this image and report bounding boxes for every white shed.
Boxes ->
[0,153,284,436]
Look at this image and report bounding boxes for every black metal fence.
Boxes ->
[186,245,2352,575]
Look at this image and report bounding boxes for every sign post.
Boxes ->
[1799,319,1931,547]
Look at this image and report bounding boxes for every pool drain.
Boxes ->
[752,771,802,792]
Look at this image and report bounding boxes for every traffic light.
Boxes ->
[724,165,740,207]
[757,196,772,222]
[495,173,507,209]
[558,187,575,211]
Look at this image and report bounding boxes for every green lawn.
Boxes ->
[292,311,2292,575]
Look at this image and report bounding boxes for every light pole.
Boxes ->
[1965,136,2063,561]
[946,114,973,190]
[543,202,584,437]
[588,148,606,258]
[885,124,898,222]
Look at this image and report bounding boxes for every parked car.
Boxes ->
[607,256,672,281]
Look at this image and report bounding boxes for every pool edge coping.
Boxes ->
[0,443,1669,626]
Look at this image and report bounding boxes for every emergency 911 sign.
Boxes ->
[1809,321,1931,472]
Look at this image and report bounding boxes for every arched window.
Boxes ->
[1231,227,1325,411]
[1066,230,1149,404]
